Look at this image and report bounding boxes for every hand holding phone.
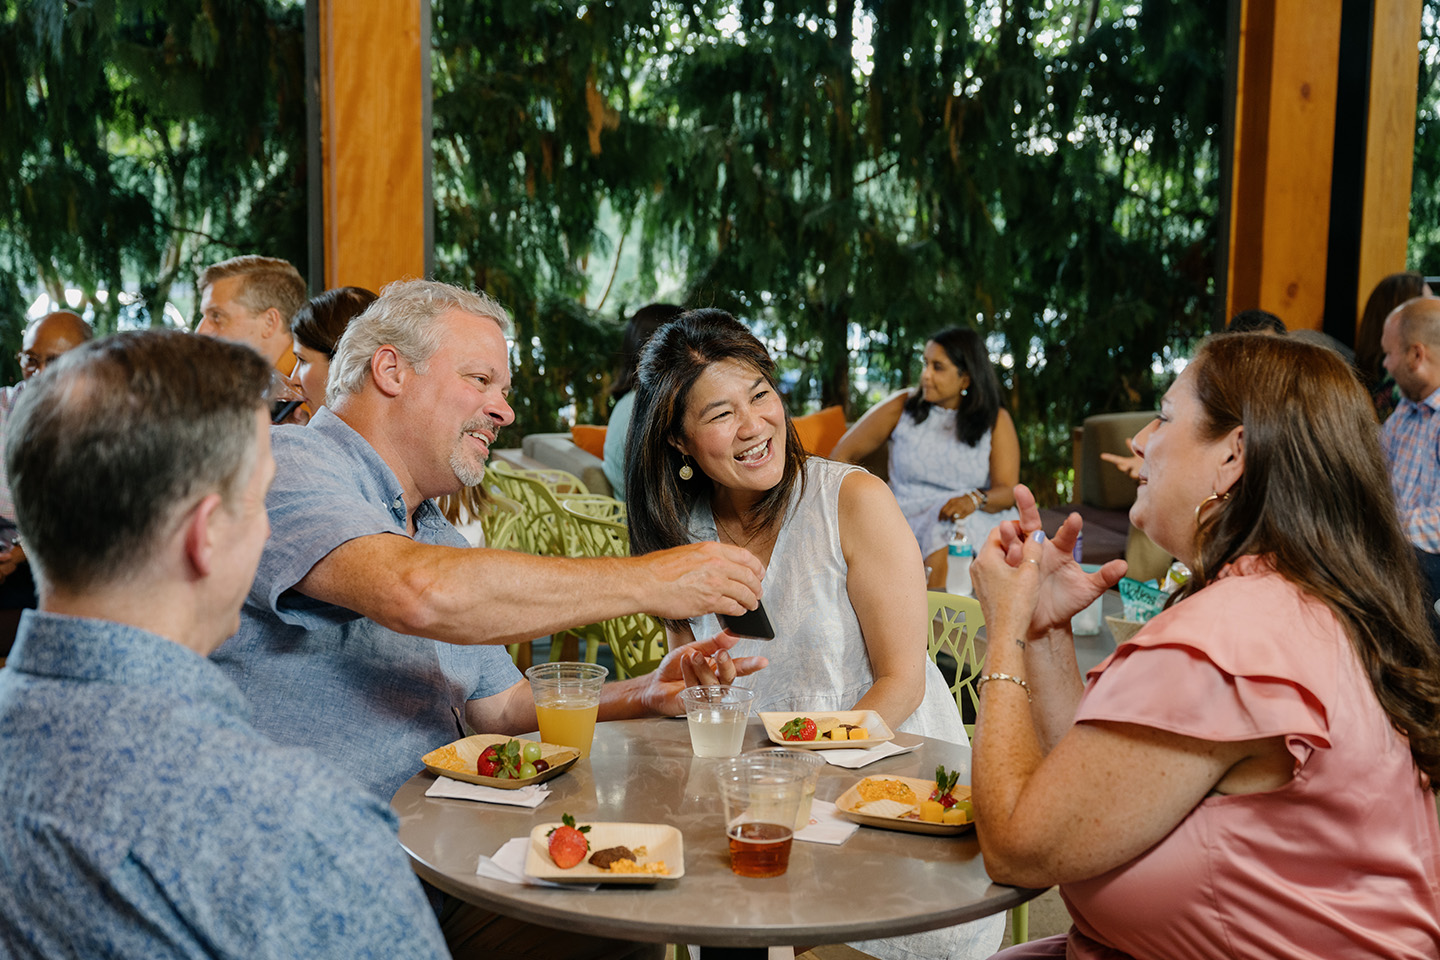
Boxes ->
[718,600,775,640]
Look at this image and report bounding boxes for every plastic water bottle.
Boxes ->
[946,523,974,597]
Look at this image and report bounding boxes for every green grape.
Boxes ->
[521,742,543,763]
[518,762,538,779]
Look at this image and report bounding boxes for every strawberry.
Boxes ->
[477,741,524,779]
[547,813,592,869]
[780,717,818,741]
[930,765,961,809]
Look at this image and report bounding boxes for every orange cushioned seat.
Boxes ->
[570,424,607,459]
[791,405,847,457]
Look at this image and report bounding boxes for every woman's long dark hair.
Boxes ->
[1355,272,1427,389]
[625,309,807,627]
[901,327,1002,446]
[610,303,685,403]
[291,286,378,358]
[1178,333,1440,785]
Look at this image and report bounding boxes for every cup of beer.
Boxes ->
[715,755,807,878]
[525,662,608,758]
[679,685,754,757]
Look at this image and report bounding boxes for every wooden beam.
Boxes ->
[1356,0,1422,332]
[316,0,431,293]
[1227,0,1343,331]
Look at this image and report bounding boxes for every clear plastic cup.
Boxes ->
[745,747,825,831]
[679,685,754,757]
[525,662,608,757]
[715,755,806,878]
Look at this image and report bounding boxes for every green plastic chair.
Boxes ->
[926,590,1029,945]
[556,497,667,679]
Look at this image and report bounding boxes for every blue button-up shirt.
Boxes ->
[0,610,446,959]
[213,408,521,801]
[1380,387,1440,552]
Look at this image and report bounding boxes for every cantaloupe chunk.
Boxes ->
[918,799,944,823]
[848,726,869,740]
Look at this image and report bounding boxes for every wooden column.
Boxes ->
[1226,0,1342,331]
[1224,0,1421,337]
[1356,0,1422,329]
[309,0,432,293]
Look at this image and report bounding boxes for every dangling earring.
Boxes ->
[679,458,693,481]
[1194,490,1230,524]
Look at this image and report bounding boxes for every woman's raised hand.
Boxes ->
[986,484,1127,639]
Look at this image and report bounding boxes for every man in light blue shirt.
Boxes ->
[213,281,771,960]
[0,331,447,959]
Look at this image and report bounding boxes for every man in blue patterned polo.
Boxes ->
[0,330,448,959]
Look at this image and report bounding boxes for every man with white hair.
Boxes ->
[214,279,767,960]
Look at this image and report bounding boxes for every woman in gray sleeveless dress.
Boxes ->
[831,327,1020,590]
[625,310,1004,960]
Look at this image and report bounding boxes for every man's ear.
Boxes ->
[183,493,225,579]
[370,346,406,398]
[1216,424,1245,494]
[260,306,284,340]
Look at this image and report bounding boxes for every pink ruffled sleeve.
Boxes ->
[1076,563,1343,756]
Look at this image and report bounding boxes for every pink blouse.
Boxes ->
[1059,557,1440,959]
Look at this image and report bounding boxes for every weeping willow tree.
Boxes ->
[431,0,1226,499]
[0,0,306,382]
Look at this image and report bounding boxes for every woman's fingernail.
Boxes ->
[1031,531,1045,543]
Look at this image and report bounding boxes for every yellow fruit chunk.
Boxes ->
[942,807,968,825]
[848,727,869,740]
[918,799,944,823]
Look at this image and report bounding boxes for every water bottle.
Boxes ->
[945,522,974,597]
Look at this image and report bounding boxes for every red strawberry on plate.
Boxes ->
[547,813,591,869]
[780,717,818,741]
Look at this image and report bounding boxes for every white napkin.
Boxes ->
[475,836,600,890]
[819,739,919,768]
[425,776,550,808]
[793,799,858,845]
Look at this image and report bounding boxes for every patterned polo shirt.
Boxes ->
[213,407,522,801]
[0,610,447,959]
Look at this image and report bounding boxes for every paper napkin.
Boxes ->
[425,776,550,808]
[475,837,599,890]
[794,799,858,845]
[819,739,920,769]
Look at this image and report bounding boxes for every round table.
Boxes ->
[392,717,1043,950]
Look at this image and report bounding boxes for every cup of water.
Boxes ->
[679,685,754,757]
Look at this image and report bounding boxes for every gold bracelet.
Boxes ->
[976,671,1032,702]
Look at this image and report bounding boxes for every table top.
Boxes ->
[392,717,1043,948]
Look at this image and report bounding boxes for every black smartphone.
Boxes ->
[271,398,304,424]
[718,600,775,640]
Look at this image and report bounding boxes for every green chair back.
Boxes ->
[925,590,1029,944]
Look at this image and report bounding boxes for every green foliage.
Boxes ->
[1410,0,1440,272]
[431,1,1224,501]
[0,0,306,373]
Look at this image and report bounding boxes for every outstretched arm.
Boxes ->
[295,534,766,647]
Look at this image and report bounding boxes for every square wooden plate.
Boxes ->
[421,734,579,788]
[524,822,685,884]
[758,710,895,749]
[834,774,973,835]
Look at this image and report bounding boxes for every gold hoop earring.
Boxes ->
[1194,490,1230,524]
[678,458,693,481]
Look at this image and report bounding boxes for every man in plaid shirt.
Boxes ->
[1380,295,1440,600]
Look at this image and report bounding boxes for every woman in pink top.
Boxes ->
[971,333,1440,958]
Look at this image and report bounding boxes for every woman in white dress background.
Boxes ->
[832,327,1020,589]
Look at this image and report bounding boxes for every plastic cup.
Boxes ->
[525,662,608,758]
[679,685,754,758]
[715,755,806,878]
[745,747,825,831]
[1071,563,1104,635]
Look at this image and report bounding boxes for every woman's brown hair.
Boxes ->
[625,309,806,628]
[1355,272,1427,389]
[1178,332,1440,784]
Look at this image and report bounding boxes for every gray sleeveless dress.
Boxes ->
[687,457,1004,959]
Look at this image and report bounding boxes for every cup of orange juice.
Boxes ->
[525,662,608,758]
